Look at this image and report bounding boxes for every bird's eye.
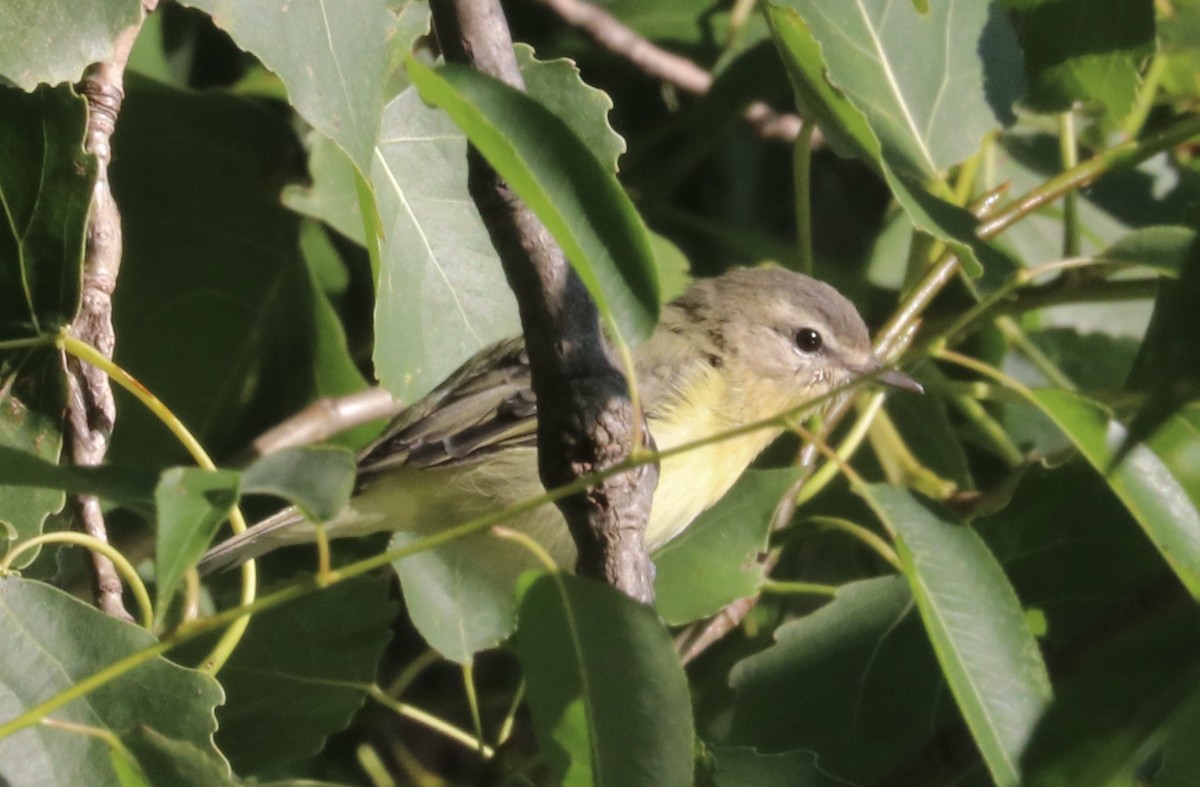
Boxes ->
[795,328,823,353]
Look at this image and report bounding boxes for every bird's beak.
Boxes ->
[860,359,924,394]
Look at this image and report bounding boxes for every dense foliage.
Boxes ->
[2,0,1199,785]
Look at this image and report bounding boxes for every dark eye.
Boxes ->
[795,328,823,353]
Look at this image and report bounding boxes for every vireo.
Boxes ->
[199,267,919,575]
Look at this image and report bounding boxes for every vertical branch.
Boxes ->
[429,0,658,601]
[66,1,157,620]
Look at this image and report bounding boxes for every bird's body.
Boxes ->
[199,267,917,575]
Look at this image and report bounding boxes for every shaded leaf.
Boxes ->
[654,469,800,625]
[282,132,366,245]
[0,578,228,787]
[0,83,92,337]
[0,445,155,516]
[182,0,392,174]
[155,468,239,616]
[514,572,693,787]
[1005,0,1155,120]
[241,446,356,522]
[406,58,660,344]
[1099,225,1198,276]
[202,576,394,774]
[726,576,950,784]
[0,0,143,89]
[860,484,1051,786]
[710,747,834,787]
[1021,601,1200,786]
[1029,389,1200,597]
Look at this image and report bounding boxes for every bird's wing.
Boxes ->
[357,336,538,477]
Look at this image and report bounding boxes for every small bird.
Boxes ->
[199,267,920,576]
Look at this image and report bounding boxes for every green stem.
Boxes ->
[1122,54,1167,140]
[1058,111,1080,259]
[461,663,487,755]
[0,335,55,352]
[804,515,901,570]
[793,121,816,276]
[369,685,495,757]
[760,579,839,597]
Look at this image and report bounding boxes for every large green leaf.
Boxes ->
[514,572,693,787]
[181,0,393,174]
[725,576,952,784]
[406,58,660,345]
[154,468,239,616]
[771,0,1023,181]
[709,747,834,787]
[0,578,228,787]
[0,444,154,516]
[109,77,359,466]
[199,576,394,774]
[860,484,1051,787]
[0,0,143,89]
[1030,390,1200,597]
[369,86,521,402]
[1005,0,1156,121]
[654,469,800,625]
[240,446,356,523]
[0,83,92,337]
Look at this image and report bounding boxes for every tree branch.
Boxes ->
[66,0,158,621]
[531,0,808,143]
[430,0,658,602]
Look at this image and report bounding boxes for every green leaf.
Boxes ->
[710,747,833,787]
[155,468,239,616]
[406,57,660,344]
[1020,602,1200,786]
[369,86,521,401]
[0,83,92,337]
[770,0,1023,180]
[0,352,66,564]
[241,446,356,522]
[859,484,1051,787]
[283,132,366,246]
[122,727,235,787]
[514,573,694,787]
[654,469,800,625]
[514,44,626,174]
[0,0,143,88]
[181,0,392,174]
[109,77,358,465]
[1005,0,1156,121]
[726,576,950,784]
[0,577,229,787]
[1099,225,1199,276]
[0,444,155,516]
[1029,389,1200,598]
[202,576,394,773]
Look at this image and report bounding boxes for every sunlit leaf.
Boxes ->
[154,468,239,615]
[0,0,142,89]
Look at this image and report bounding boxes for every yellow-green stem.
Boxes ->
[793,121,816,276]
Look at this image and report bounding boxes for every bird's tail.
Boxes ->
[197,507,317,576]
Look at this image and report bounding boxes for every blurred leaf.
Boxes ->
[770,0,1022,181]
[709,747,834,787]
[241,446,356,522]
[0,445,155,515]
[1025,328,1140,391]
[0,578,228,787]
[514,572,694,787]
[200,576,394,774]
[369,86,520,402]
[1099,225,1198,275]
[648,231,692,302]
[123,727,236,787]
[726,576,951,784]
[654,469,800,625]
[1121,234,1200,457]
[0,0,143,88]
[514,44,626,173]
[1020,601,1200,786]
[406,58,661,344]
[0,83,92,337]
[860,485,1050,786]
[110,77,356,465]
[155,468,239,616]
[884,369,974,488]
[181,0,392,174]
[1030,389,1200,598]
[1005,0,1155,121]
[1148,686,1200,786]
[0,352,66,564]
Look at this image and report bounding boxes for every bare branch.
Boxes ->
[66,0,158,621]
[531,0,808,143]
[430,0,657,601]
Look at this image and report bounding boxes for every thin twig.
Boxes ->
[531,0,808,143]
[65,0,158,621]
